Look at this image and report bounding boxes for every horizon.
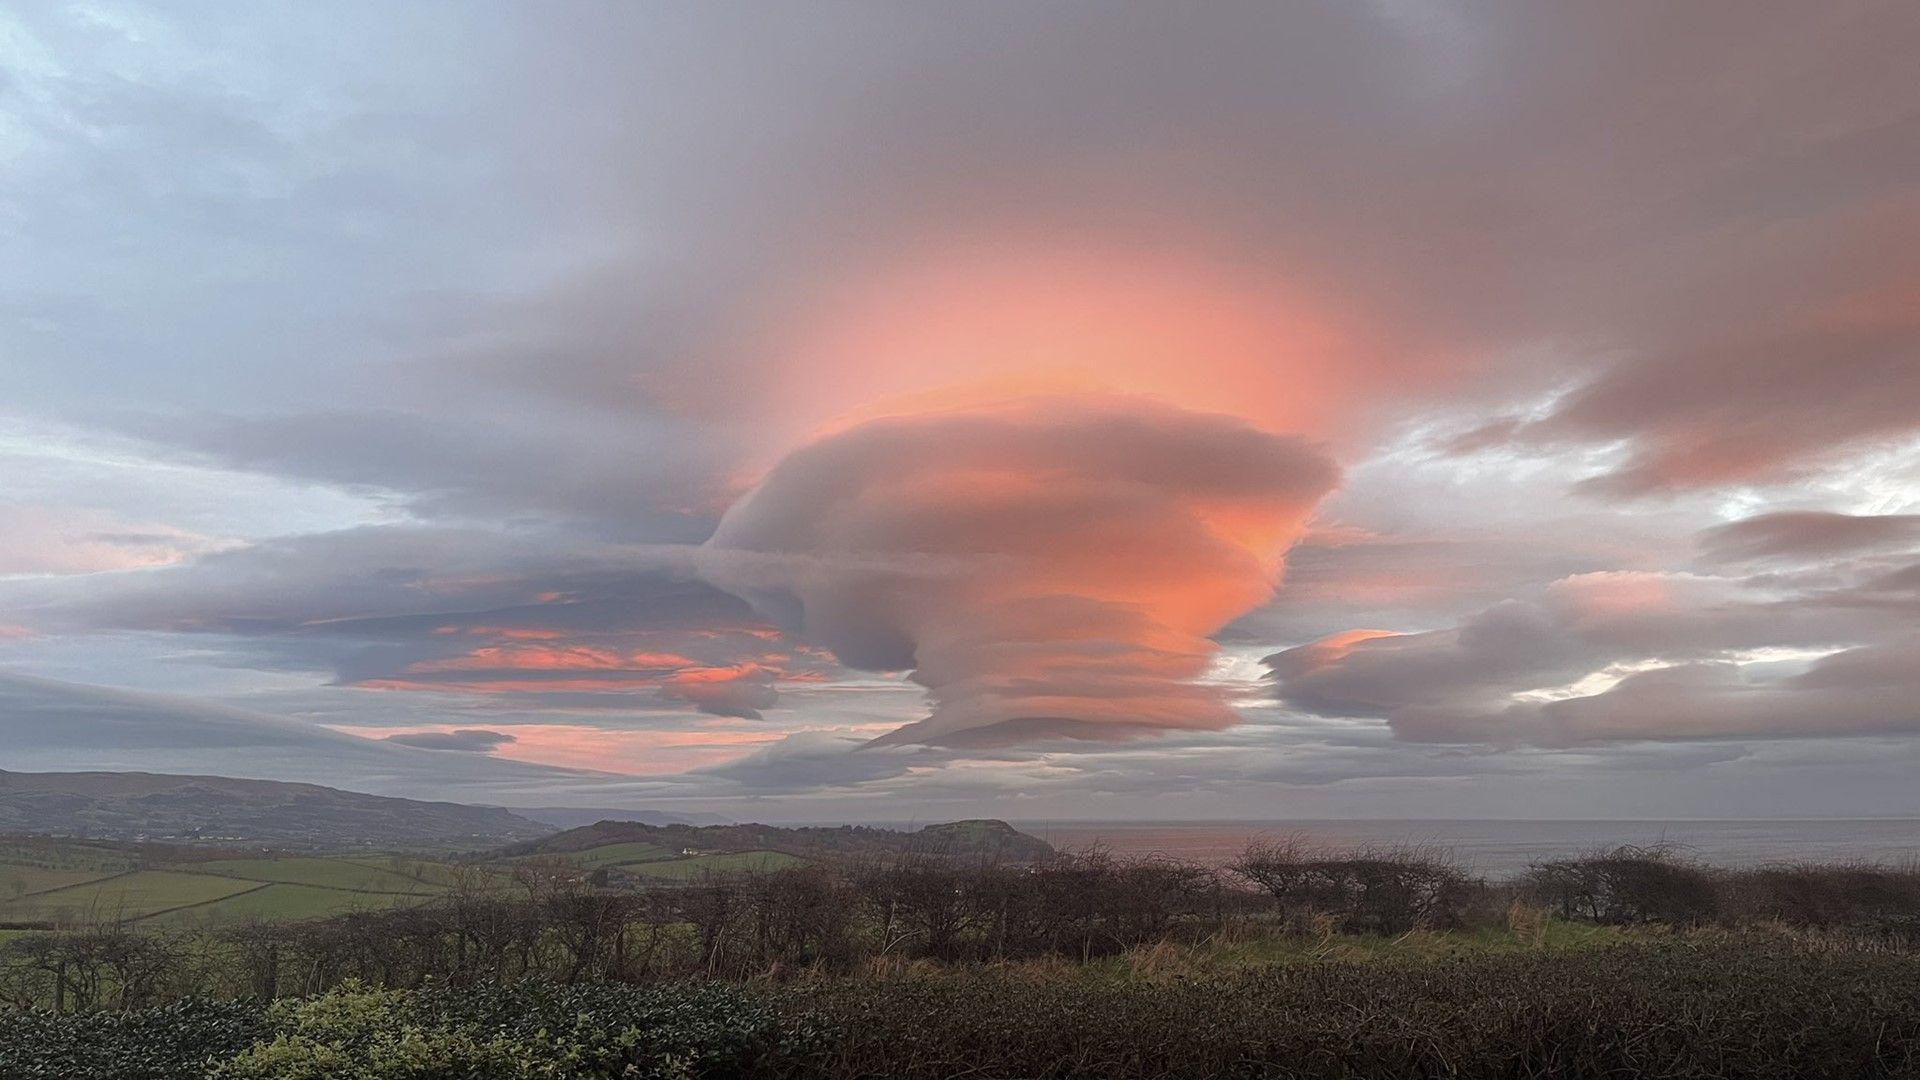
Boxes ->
[4,3,1919,823]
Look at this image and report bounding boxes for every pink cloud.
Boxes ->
[701,395,1339,746]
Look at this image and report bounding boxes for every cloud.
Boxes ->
[1269,554,1920,746]
[698,730,921,794]
[701,397,1338,747]
[4,2,1919,813]
[658,664,780,720]
[107,408,728,542]
[3,525,829,719]
[383,728,516,752]
[0,671,589,798]
[1698,511,1920,564]
[1457,197,1920,497]
[0,506,220,576]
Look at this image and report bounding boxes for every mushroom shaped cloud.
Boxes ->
[697,396,1339,747]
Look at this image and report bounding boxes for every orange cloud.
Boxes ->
[347,622,819,719]
[700,395,1339,746]
[656,234,1425,478]
[329,723,783,775]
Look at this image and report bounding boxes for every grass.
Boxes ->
[619,850,807,879]
[0,839,824,929]
[0,864,122,899]
[189,857,446,895]
[559,841,673,868]
[0,841,822,929]
[327,855,512,891]
[0,841,137,874]
[149,882,432,925]
[1,870,262,924]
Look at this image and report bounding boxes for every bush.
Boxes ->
[1231,839,1487,934]
[1524,844,1718,926]
[775,943,1920,1079]
[1720,861,1920,936]
[208,979,827,1080]
[0,997,267,1080]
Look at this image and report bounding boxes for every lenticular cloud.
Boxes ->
[697,396,1338,746]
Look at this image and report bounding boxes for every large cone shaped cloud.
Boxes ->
[698,397,1338,746]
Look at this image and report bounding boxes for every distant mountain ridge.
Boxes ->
[0,769,551,848]
[505,806,734,829]
[502,817,1056,863]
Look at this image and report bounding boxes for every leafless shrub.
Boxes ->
[1524,843,1718,925]
[1231,836,1486,934]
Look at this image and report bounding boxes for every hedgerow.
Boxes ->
[774,942,1920,1079]
[5,941,1919,1079]
[0,997,267,1079]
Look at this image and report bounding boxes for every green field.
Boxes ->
[2,870,263,923]
[0,836,813,929]
[619,851,806,879]
[150,882,429,925]
[191,857,445,895]
[0,841,136,874]
[0,865,121,898]
[555,841,673,868]
[329,855,510,890]
[0,846,461,927]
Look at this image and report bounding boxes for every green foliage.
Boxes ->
[205,979,824,1080]
[0,997,267,1079]
[208,983,530,1080]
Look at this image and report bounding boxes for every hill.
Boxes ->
[500,817,1055,863]
[504,806,733,829]
[0,770,550,848]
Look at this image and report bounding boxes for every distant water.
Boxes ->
[1018,820,1920,879]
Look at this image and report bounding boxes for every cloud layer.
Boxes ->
[1270,514,1920,747]
[2,3,1918,815]
[702,398,1338,746]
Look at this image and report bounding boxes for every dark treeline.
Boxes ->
[1236,839,1920,937]
[5,841,1920,1012]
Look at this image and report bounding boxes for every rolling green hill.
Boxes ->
[0,770,551,848]
[501,818,1055,864]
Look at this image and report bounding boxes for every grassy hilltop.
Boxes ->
[0,770,548,848]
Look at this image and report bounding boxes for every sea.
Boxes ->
[1014,819,1920,879]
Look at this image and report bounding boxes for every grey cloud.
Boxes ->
[3,526,829,720]
[1270,558,1920,745]
[0,671,587,800]
[106,408,726,542]
[8,525,694,634]
[1698,512,1920,564]
[384,728,516,752]
[698,731,921,795]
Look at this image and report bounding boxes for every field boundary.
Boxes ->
[172,867,439,898]
[8,868,139,900]
[131,881,273,924]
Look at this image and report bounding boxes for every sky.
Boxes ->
[2,2,1918,821]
